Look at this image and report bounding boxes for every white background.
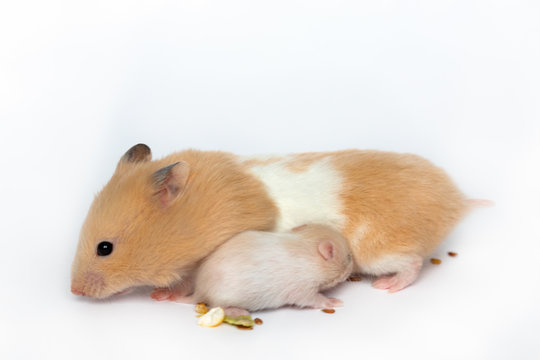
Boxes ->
[1,1,539,359]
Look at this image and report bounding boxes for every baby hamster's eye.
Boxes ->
[97,241,113,256]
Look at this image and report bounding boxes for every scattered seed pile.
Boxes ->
[196,303,261,330]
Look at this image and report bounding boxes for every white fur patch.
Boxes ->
[359,254,422,276]
[243,156,346,232]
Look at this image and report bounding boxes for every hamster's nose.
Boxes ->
[71,286,85,296]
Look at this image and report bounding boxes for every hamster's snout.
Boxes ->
[71,287,85,296]
[71,271,105,297]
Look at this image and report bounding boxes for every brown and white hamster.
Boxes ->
[72,144,474,299]
[190,224,353,312]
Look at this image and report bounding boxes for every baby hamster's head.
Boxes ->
[71,144,192,299]
[293,224,354,289]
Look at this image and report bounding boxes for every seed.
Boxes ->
[348,276,362,282]
[223,315,254,327]
[322,309,335,314]
[236,325,253,330]
[198,307,225,327]
[430,258,442,265]
[448,252,458,257]
[195,303,209,314]
[254,318,263,325]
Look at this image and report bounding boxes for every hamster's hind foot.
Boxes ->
[322,297,343,308]
[295,293,343,309]
[224,307,251,317]
[371,255,423,293]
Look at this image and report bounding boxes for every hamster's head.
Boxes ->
[71,144,193,299]
[293,224,354,289]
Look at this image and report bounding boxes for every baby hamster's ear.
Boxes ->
[152,161,190,207]
[318,240,335,261]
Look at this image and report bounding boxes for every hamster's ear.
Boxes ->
[120,144,152,164]
[318,240,335,261]
[152,161,190,207]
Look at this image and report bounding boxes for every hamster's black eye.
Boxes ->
[97,241,113,256]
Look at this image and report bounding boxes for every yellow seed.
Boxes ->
[448,252,458,257]
[348,276,362,282]
[195,303,209,314]
[430,258,442,265]
[322,309,335,314]
[254,318,263,325]
[198,307,225,327]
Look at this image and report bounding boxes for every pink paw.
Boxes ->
[224,307,251,317]
[372,274,410,293]
[150,288,176,301]
[371,255,422,293]
[323,297,343,308]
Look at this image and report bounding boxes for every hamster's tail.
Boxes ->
[466,199,495,208]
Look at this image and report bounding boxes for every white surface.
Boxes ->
[0,1,539,359]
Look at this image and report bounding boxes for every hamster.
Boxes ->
[72,144,475,299]
[189,224,353,312]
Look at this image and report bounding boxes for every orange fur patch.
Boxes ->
[332,150,467,271]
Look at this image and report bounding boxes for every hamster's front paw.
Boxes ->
[150,278,195,302]
[150,287,194,304]
[150,287,176,301]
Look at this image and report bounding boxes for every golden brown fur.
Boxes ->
[72,145,470,298]
[332,151,467,271]
[72,149,277,298]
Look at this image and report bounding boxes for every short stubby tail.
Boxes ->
[466,199,495,208]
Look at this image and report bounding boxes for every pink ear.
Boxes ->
[318,240,334,261]
[152,161,190,207]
